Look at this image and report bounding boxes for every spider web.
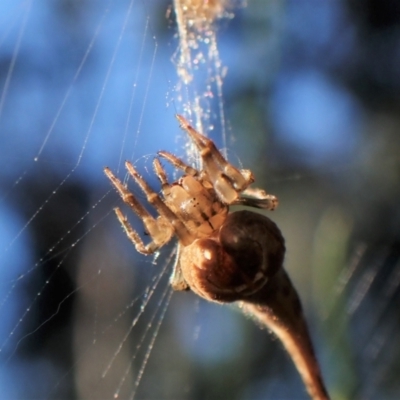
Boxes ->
[0,1,400,399]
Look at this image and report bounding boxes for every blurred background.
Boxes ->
[0,0,399,399]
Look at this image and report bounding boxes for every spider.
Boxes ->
[104,115,281,302]
[104,115,330,400]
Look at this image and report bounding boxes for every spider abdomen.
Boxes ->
[180,210,286,303]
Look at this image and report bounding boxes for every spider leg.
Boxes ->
[234,187,279,211]
[124,161,195,246]
[157,151,198,177]
[104,167,174,254]
[113,208,162,254]
[153,158,171,195]
[169,243,190,291]
[148,165,197,292]
[176,114,254,204]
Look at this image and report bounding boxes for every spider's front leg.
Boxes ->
[176,115,254,204]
